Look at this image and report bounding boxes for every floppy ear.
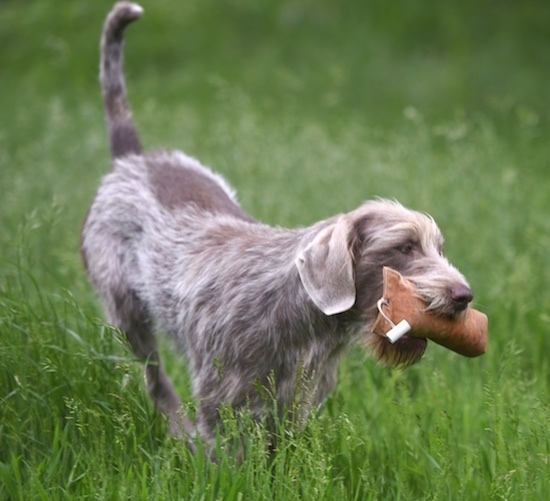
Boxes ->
[295,216,356,315]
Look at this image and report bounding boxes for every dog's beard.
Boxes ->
[363,332,427,368]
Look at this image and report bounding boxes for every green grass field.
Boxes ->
[1,0,549,498]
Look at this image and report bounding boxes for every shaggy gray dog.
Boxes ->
[82,2,474,450]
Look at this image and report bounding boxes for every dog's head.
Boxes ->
[296,199,473,368]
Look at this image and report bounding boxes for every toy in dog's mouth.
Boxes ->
[366,267,488,368]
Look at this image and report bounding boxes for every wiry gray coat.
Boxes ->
[82,3,474,450]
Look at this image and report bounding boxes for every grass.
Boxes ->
[1,0,549,498]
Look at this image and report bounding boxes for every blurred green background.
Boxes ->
[1,0,549,499]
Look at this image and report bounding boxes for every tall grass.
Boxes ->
[1,0,549,498]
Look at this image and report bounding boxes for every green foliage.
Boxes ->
[1,0,549,498]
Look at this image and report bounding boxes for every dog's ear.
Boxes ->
[295,216,356,315]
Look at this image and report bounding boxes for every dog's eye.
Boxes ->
[399,242,416,255]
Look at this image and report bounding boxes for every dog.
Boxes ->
[81,2,474,451]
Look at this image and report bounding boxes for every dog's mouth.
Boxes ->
[364,269,482,367]
[423,300,470,322]
[364,293,465,368]
[364,332,428,369]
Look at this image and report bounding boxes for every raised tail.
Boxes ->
[100,2,144,159]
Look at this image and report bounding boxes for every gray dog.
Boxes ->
[82,2,474,451]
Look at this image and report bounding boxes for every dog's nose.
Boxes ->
[450,284,474,310]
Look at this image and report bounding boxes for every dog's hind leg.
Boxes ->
[106,288,195,440]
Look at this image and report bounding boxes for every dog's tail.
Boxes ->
[100,2,144,159]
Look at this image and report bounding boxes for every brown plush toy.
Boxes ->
[372,267,488,357]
